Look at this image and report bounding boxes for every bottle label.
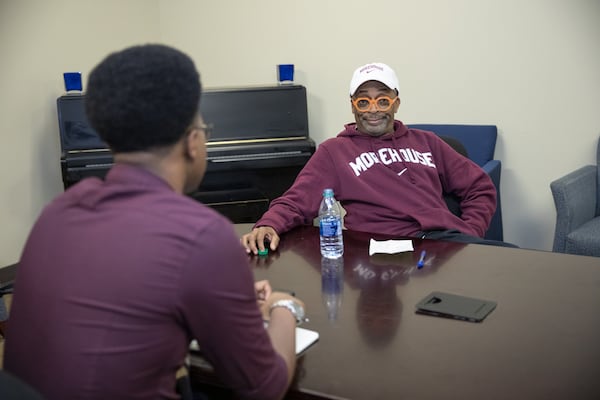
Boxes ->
[320,217,340,237]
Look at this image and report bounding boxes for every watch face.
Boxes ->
[292,301,305,322]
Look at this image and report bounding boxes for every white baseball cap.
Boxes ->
[349,62,399,96]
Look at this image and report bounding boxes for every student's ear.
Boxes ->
[184,129,201,161]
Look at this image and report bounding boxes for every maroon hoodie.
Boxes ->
[255,120,496,238]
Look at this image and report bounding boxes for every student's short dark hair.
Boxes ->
[85,44,201,153]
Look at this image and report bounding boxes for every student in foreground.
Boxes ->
[4,44,304,400]
[242,62,514,254]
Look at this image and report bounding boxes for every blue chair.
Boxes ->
[550,137,600,257]
[408,124,503,241]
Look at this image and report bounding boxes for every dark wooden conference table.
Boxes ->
[190,223,600,400]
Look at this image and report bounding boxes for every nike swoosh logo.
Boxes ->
[397,168,407,176]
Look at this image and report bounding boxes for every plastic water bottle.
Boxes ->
[319,188,344,258]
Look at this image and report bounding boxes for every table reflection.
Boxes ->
[320,257,343,321]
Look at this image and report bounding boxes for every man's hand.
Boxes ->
[241,226,280,255]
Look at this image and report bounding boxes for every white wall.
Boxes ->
[1,0,599,265]
[0,0,159,266]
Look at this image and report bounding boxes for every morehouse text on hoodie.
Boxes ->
[254,120,496,238]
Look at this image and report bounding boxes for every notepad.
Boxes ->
[189,326,319,356]
[295,327,320,355]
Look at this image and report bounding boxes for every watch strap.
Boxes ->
[269,299,305,325]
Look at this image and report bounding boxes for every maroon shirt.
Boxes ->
[257,120,496,238]
[5,164,287,400]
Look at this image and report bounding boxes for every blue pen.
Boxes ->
[417,250,426,269]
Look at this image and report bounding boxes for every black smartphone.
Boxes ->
[415,291,496,323]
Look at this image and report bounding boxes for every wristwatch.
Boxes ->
[269,299,306,325]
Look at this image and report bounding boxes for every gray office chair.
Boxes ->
[550,136,600,257]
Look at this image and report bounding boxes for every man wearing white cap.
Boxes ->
[242,62,510,253]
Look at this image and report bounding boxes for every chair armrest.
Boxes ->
[482,160,500,188]
[481,160,503,241]
[550,165,597,252]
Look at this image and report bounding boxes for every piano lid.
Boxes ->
[57,84,311,154]
[200,85,310,145]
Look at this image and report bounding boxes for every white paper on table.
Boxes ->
[190,326,318,356]
[369,238,414,256]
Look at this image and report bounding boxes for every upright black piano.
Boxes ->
[56,85,316,222]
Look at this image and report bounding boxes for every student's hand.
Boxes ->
[260,292,306,322]
[255,280,272,307]
[241,227,280,255]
